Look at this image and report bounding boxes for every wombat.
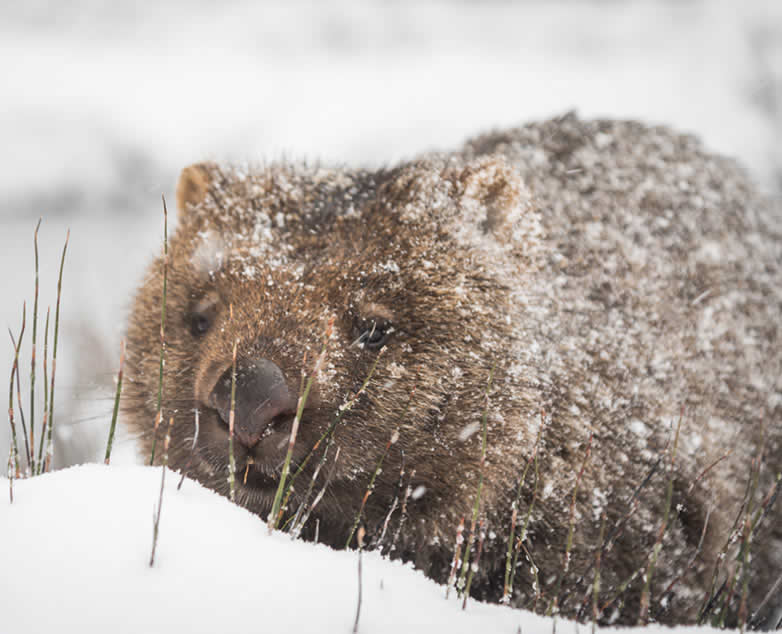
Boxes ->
[124,113,782,626]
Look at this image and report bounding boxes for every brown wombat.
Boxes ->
[124,113,782,626]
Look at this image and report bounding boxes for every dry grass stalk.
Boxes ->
[352,526,366,634]
[292,445,341,537]
[548,432,593,618]
[177,409,200,491]
[269,317,334,531]
[149,197,168,465]
[104,340,125,465]
[12,331,31,474]
[286,437,334,534]
[749,566,782,629]
[576,447,667,621]
[700,430,768,627]
[592,513,606,634]
[7,447,14,503]
[445,516,466,600]
[29,218,41,475]
[45,229,69,474]
[228,338,238,502]
[150,415,174,567]
[688,449,734,494]
[9,305,30,474]
[652,507,711,622]
[390,467,415,556]
[7,305,25,478]
[345,428,399,549]
[510,447,541,607]
[457,366,495,595]
[276,339,384,531]
[638,410,684,624]
[36,307,50,473]
[521,541,542,613]
[503,411,545,603]
[462,519,487,610]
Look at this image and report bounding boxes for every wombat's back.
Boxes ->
[463,114,782,623]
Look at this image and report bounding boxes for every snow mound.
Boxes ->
[1,465,728,634]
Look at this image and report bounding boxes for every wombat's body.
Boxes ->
[124,114,782,626]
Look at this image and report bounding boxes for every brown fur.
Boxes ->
[124,114,782,626]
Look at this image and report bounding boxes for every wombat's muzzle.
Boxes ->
[208,358,296,448]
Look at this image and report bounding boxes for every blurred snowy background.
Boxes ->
[2,0,781,469]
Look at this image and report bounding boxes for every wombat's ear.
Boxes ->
[451,156,535,245]
[176,163,214,217]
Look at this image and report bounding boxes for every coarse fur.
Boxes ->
[124,113,782,626]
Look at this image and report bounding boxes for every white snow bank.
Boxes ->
[1,465,726,634]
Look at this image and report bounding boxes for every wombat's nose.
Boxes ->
[209,359,295,448]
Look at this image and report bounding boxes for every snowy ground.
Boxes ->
[1,1,781,631]
[2,464,726,634]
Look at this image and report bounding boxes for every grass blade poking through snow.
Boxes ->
[592,513,606,634]
[503,412,544,603]
[7,448,13,502]
[345,428,399,548]
[462,519,487,610]
[280,348,385,526]
[548,431,593,618]
[29,219,41,475]
[353,526,366,634]
[269,317,334,531]
[37,307,50,474]
[638,410,683,624]
[149,196,168,466]
[178,409,200,491]
[150,415,174,567]
[9,304,30,473]
[228,339,237,502]
[7,305,25,479]
[457,366,494,596]
[446,516,466,599]
[104,340,125,465]
[45,229,69,474]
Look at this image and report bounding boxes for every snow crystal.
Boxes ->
[411,485,427,500]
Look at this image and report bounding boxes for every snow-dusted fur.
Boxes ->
[124,114,782,626]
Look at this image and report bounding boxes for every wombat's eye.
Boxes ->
[189,313,212,337]
[354,319,393,350]
[187,294,219,338]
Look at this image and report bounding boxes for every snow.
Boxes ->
[1,464,726,634]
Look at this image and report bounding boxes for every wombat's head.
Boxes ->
[124,157,543,531]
